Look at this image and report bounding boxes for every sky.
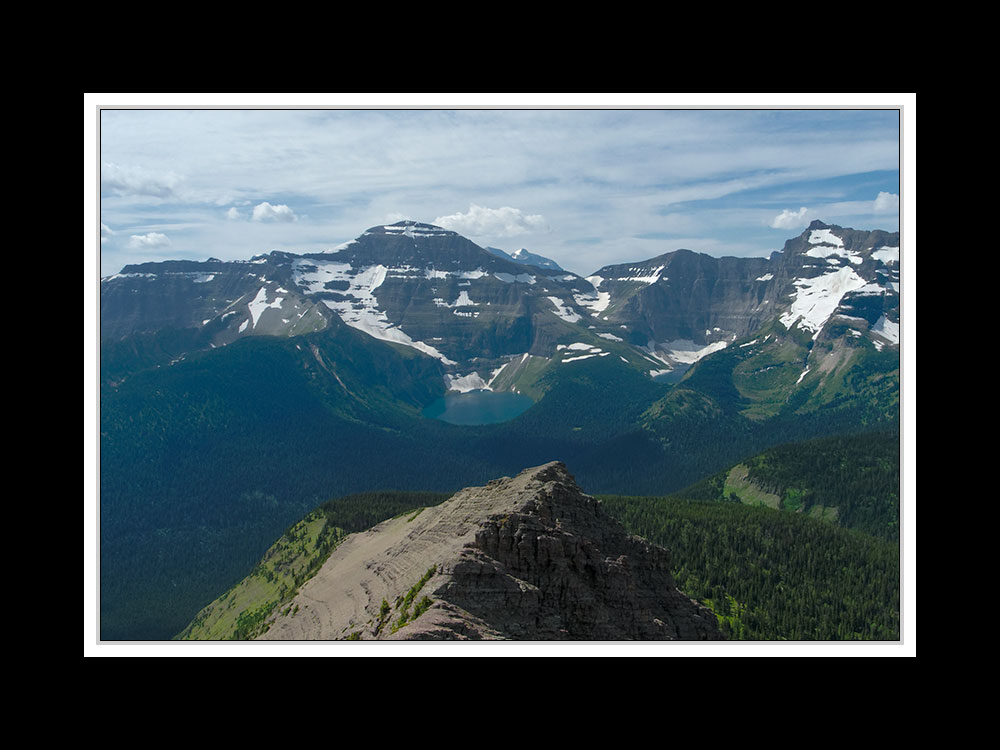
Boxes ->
[95,97,903,279]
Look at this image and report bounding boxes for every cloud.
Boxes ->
[769,206,812,230]
[434,204,548,237]
[102,162,181,198]
[128,232,171,249]
[252,202,297,222]
[873,191,899,214]
[101,223,114,244]
[226,207,242,220]
[96,109,901,274]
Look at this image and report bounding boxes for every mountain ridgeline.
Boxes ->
[182,463,724,641]
[101,219,899,388]
[179,452,899,642]
[100,219,901,641]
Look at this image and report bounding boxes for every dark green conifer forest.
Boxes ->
[100,326,902,642]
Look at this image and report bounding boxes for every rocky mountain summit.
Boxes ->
[486,245,564,271]
[259,462,723,641]
[585,219,899,369]
[101,218,899,397]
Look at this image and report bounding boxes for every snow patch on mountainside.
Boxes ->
[637,338,729,372]
[487,364,508,387]
[292,258,456,364]
[445,372,490,392]
[805,245,863,265]
[563,350,610,362]
[872,315,900,344]
[247,286,284,329]
[613,265,666,284]
[425,268,489,281]
[660,339,728,364]
[805,228,864,264]
[335,306,457,363]
[326,239,357,253]
[557,342,609,362]
[852,282,891,296]
[808,229,844,247]
[102,272,157,282]
[449,290,477,307]
[779,267,869,337]
[379,222,456,238]
[871,246,899,265]
[292,260,353,294]
[493,272,536,284]
[574,290,611,315]
[548,297,582,323]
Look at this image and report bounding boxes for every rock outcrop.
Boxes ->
[260,462,723,641]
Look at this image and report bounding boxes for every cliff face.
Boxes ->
[260,462,723,641]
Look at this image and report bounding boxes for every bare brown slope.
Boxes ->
[261,462,723,641]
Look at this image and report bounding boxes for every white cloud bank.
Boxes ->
[101,162,181,198]
[252,201,298,222]
[770,206,813,230]
[101,223,114,244]
[873,191,899,214]
[434,204,548,237]
[128,232,171,249]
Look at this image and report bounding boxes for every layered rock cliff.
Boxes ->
[260,462,723,641]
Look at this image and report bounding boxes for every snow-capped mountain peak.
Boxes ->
[100,219,900,400]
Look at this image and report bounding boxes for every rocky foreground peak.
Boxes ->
[261,462,723,641]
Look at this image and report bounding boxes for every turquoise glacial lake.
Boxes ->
[422,390,534,425]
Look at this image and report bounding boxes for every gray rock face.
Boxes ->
[431,463,723,641]
[100,219,899,399]
[99,253,330,345]
[593,249,773,343]
[100,221,592,376]
[261,462,723,641]
[585,221,900,365]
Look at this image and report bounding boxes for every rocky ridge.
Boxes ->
[260,462,723,641]
[585,220,900,369]
[100,219,899,398]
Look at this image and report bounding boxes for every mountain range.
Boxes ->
[102,218,899,398]
[99,218,901,641]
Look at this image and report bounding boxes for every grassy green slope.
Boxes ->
[177,490,451,640]
[672,429,900,541]
[176,509,345,640]
[657,322,900,425]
